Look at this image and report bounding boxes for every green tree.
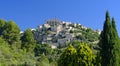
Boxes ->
[76,43,95,66]
[36,54,50,66]
[3,21,21,48]
[34,44,53,56]
[21,28,36,53]
[99,11,112,66]
[99,11,120,66]
[109,17,120,66]
[58,45,76,66]
[0,37,11,66]
[0,19,6,35]
[70,40,81,49]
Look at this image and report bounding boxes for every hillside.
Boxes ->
[33,19,101,48]
[0,18,101,66]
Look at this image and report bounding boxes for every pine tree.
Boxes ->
[21,28,36,53]
[3,21,21,48]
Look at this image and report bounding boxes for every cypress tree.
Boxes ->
[110,17,120,66]
[99,11,112,66]
[99,11,120,66]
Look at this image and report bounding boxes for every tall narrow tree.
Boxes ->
[110,17,120,66]
[99,11,112,66]
[99,11,120,66]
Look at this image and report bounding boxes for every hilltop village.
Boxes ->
[32,19,100,48]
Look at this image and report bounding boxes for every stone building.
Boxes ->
[46,18,62,27]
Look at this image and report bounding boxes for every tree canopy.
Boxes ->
[99,11,120,66]
[21,28,36,53]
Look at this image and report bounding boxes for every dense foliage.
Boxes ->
[21,28,36,53]
[58,43,97,66]
[99,11,120,66]
[76,43,95,66]
[58,45,76,66]
[0,11,119,66]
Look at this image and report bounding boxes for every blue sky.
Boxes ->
[0,0,120,35]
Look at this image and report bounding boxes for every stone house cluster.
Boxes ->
[33,19,100,48]
[34,19,76,47]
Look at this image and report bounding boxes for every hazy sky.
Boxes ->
[0,0,120,35]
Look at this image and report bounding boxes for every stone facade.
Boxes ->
[33,19,99,48]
